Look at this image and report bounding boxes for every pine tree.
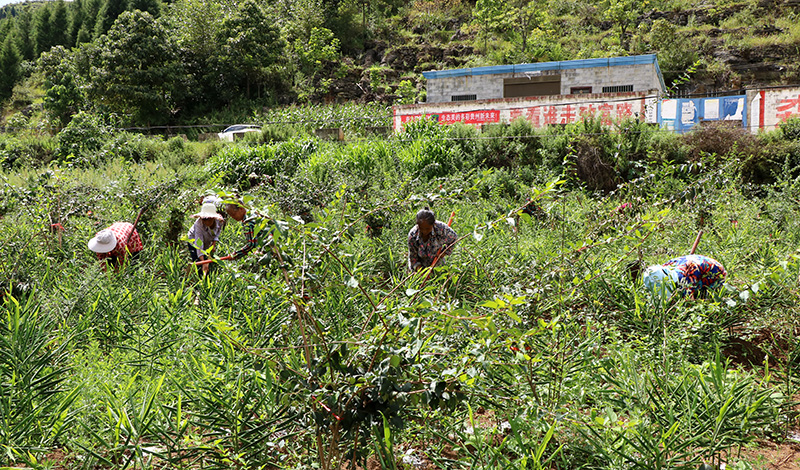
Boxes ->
[32,4,53,55]
[129,0,160,16]
[0,34,20,101]
[13,9,34,60]
[94,0,129,39]
[50,0,69,49]
[68,0,86,47]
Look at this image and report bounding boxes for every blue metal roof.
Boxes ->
[423,54,665,91]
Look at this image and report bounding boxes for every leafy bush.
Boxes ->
[394,117,460,177]
[55,112,114,165]
[0,134,58,169]
[780,116,800,141]
[204,139,315,187]
[470,118,541,169]
[682,121,759,163]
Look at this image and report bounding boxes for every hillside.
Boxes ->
[0,0,799,127]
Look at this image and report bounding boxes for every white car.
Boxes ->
[218,124,262,141]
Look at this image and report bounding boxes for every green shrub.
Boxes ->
[0,134,58,169]
[260,123,309,142]
[97,132,163,163]
[645,128,688,163]
[55,112,114,165]
[204,139,315,187]
[468,118,541,169]
[394,118,460,177]
[682,121,759,163]
[780,116,800,141]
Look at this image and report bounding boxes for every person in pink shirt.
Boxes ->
[88,222,143,270]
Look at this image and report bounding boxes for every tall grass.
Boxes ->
[1,118,799,468]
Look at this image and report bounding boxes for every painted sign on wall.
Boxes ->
[748,88,800,133]
[507,101,640,127]
[393,93,655,131]
[658,95,746,133]
[400,110,501,126]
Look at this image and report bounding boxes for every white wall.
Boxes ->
[394,92,658,131]
[747,87,800,133]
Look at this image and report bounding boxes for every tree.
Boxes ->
[50,0,69,49]
[87,10,184,124]
[163,0,229,110]
[472,0,504,52]
[39,46,85,127]
[12,10,34,60]
[68,0,86,46]
[294,26,339,88]
[602,0,646,51]
[0,34,20,102]
[94,0,128,39]
[31,4,53,56]
[649,19,698,86]
[217,0,284,100]
[129,0,160,16]
[472,0,547,58]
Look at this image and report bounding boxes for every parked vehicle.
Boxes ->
[218,124,262,141]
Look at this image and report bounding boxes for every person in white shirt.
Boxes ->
[187,202,225,275]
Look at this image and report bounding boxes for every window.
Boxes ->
[451,94,477,102]
[503,75,561,98]
[602,85,634,93]
[570,86,592,95]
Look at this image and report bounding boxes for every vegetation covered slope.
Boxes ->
[1,0,800,128]
[2,113,800,468]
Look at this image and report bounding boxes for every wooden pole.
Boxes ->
[690,230,703,254]
[193,255,233,266]
[125,206,147,245]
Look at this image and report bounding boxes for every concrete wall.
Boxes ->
[426,74,506,103]
[394,92,658,131]
[747,87,800,133]
[560,64,662,95]
[426,63,661,103]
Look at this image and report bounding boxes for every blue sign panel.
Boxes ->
[658,95,746,133]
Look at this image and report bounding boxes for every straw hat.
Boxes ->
[192,202,224,220]
[88,229,118,253]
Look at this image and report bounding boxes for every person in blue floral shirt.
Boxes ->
[643,254,727,299]
[407,207,457,271]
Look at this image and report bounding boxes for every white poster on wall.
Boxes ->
[681,101,697,125]
[661,99,677,119]
[704,99,719,120]
[644,98,658,123]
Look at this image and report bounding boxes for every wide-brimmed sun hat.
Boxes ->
[88,229,118,253]
[642,265,679,298]
[192,202,224,220]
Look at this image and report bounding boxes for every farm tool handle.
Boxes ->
[125,206,147,245]
[447,211,455,227]
[690,230,703,254]
[194,255,233,266]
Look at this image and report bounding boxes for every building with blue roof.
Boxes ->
[422,54,666,103]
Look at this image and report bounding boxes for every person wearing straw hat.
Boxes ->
[187,202,225,274]
[642,254,727,300]
[200,194,228,243]
[88,222,143,270]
